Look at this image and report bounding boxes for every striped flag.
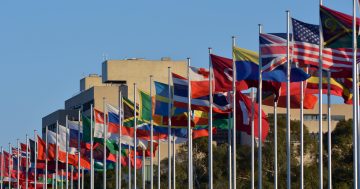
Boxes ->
[291,18,359,72]
[259,33,288,71]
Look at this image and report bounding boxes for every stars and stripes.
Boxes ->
[292,18,359,71]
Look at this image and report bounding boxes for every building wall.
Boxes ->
[102,59,187,98]
[80,74,105,91]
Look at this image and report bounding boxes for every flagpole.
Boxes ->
[150,75,154,189]
[26,134,29,189]
[352,0,359,188]
[142,149,145,189]
[186,57,192,189]
[231,36,237,189]
[157,137,160,189]
[81,168,84,189]
[208,47,214,189]
[90,104,94,189]
[274,98,278,189]
[327,71,332,189]
[172,136,176,189]
[8,143,11,189]
[128,145,131,189]
[116,151,119,189]
[300,76,304,189]
[66,116,69,189]
[70,166,73,189]
[0,146,3,189]
[286,10,292,189]
[56,121,59,189]
[17,139,20,189]
[45,126,48,189]
[118,89,123,189]
[250,88,255,189]
[167,67,172,189]
[61,169,64,189]
[228,112,232,189]
[34,129,38,189]
[103,97,107,189]
[133,83,137,189]
[258,24,263,189]
[77,109,81,189]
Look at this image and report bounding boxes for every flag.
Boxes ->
[172,73,232,113]
[36,136,46,161]
[68,120,83,149]
[233,46,310,82]
[320,5,360,48]
[291,18,358,74]
[82,115,92,143]
[189,66,214,98]
[236,92,270,141]
[259,33,288,71]
[210,53,281,100]
[138,90,152,122]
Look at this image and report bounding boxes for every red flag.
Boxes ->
[36,136,46,160]
[236,92,270,142]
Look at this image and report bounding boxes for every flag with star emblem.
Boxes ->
[292,18,358,73]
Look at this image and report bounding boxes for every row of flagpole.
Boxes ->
[1,2,360,189]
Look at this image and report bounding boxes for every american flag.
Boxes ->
[259,33,288,72]
[292,18,358,71]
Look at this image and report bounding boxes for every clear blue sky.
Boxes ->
[0,1,351,146]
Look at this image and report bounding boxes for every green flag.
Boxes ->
[320,5,360,48]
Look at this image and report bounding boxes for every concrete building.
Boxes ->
[42,56,352,164]
[42,57,187,166]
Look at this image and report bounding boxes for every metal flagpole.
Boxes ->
[45,126,48,189]
[116,152,119,189]
[56,122,59,189]
[26,134,29,189]
[77,110,81,189]
[187,57,192,189]
[274,98,278,189]
[142,150,145,189]
[327,72,332,189]
[133,83,138,189]
[300,77,304,189]
[34,130,38,189]
[81,168,84,189]
[90,104,94,189]
[172,136,176,189]
[61,170,64,189]
[228,112,232,189]
[118,90,123,189]
[8,143,11,189]
[167,67,172,189]
[103,97,107,189]
[66,116,69,189]
[258,24,263,189]
[286,10,292,189]
[17,139,20,189]
[128,145,131,189]
[70,166,73,189]
[352,0,359,188]
[208,47,214,189]
[231,36,237,189]
[157,137,160,189]
[250,88,255,189]
[318,1,325,188]
[0,146,3,189]
[150,75,154,189]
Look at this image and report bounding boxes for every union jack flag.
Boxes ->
[259,33,289,72]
